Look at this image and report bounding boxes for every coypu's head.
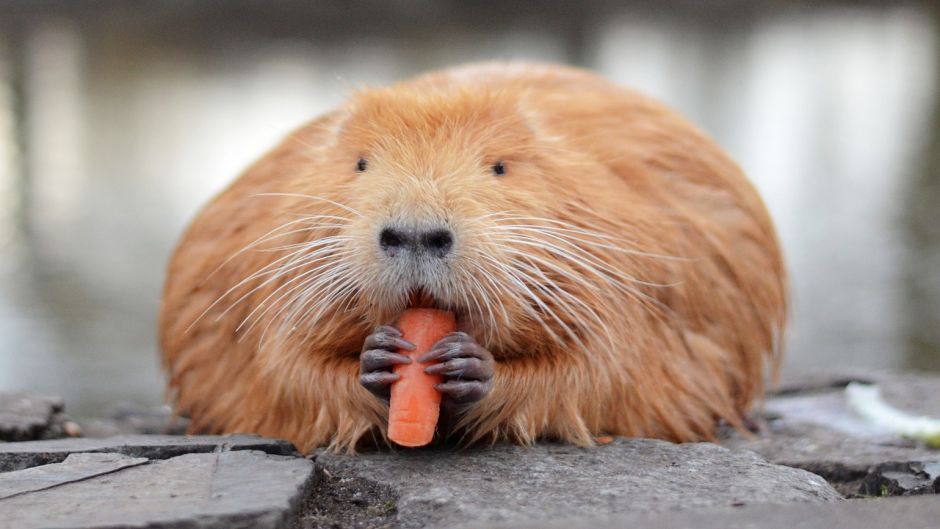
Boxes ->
[279,85,639,356]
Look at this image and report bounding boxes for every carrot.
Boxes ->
[387,308,457,447]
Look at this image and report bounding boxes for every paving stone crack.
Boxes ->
[0,454,150,502]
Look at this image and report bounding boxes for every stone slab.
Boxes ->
[480,495,940,529]
[306,438,840,529]
[0,452,148,500]
[724,370,940,496]
[0,434,299,472]
[0,450,313,529]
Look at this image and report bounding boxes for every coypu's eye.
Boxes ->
[356,158,368,172]
[491,161,506,176]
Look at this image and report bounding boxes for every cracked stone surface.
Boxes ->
[856,461,940,496]
[723,371,940,497]
[0,442,313,529]
[307,438,840,529]
[0,453,149,500]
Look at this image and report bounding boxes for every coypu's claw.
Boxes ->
[420,332,494,408]
[359,325,415,401]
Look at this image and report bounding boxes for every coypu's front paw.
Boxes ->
[420,332,494,412]
[358,325,415,402]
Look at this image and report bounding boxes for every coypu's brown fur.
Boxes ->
[159,63,786,454]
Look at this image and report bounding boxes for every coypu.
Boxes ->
[159,62,786,453]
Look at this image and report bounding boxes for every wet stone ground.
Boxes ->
[722,371,940,498]
[1,370,938,529]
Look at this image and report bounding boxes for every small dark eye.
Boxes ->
[356,158,368,172]
[492,161,506,176]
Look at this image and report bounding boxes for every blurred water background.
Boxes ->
[0,1,938,416]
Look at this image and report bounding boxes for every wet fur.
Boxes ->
[159,63,787,453]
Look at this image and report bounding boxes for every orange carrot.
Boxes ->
[387,308,457,447]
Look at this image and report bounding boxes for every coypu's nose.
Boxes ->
[380,226,453,258]
[421,229,454,257]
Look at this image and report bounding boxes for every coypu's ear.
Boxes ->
[512,91,545,139]
[332,86,402,148]
[325,97,364,147]
[304,85,389,150]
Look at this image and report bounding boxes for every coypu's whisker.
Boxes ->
[494,235,678,289]
[218,238,353,324]
[333,272,366,314]
[238,268,336,338]
[453,274,476,322]
[288,252,364,316]
[485,213,628,240]
[237,252,359,337]
[260,269,358,345]
[292,214,357,223]
[278,266,364,342]
[188,238,328,332]
[331,276,366,319]
[492,240,671,324]
[260,263,361,346]
[465,269,501,341]
[471,211,517,222]
[490,224,687,262]
[454,265,501,346]
[196,219,324,291]
[507,256,618,364]
[489,257,596,359]
[486,212,689,260]
[225,236,352,298]
[275,259,360,327]
[252,192,365,219]
[503,227,685,290]
[202,214,353,283]
[509,257,612,333]
[259,233,358,252]
[469,261,514,329]
[454,254,514,344]
[231,237,348,291]
[187,213,354,330]
[478,253,580,351]
[486,213,623,237]
[521,242,671,321]
[234,245,359,333]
